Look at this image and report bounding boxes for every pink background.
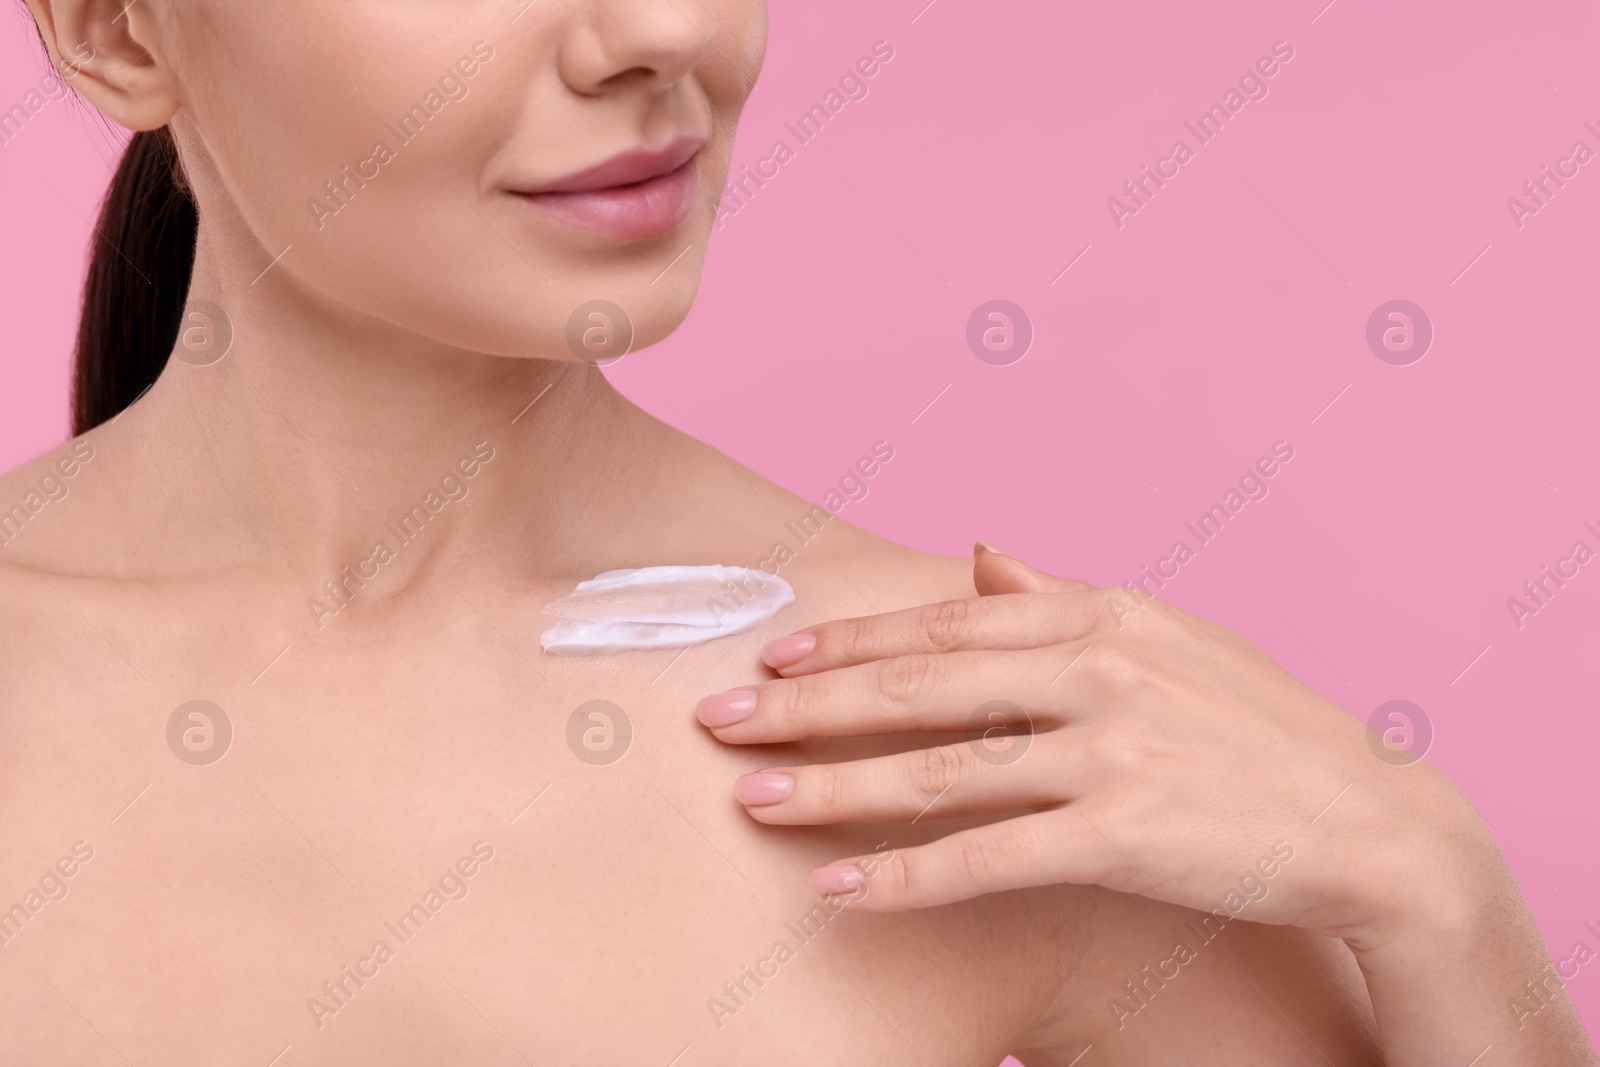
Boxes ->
[6,0,1600,1034]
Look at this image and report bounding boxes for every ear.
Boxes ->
[972,541,1091,596]
[25,0,180,131]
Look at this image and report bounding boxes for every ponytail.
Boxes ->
[72,126,197,434]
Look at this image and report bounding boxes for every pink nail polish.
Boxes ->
[696,689,758,728]
[734,772,793,806]
[761,633,815,669]
[809,865,864,896]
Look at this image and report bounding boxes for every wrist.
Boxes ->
[1338,767,1507,962]
[1332,798,1594,1067]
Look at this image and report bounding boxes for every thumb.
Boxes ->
[972,541,1090,596]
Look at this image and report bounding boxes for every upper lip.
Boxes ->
[516,135,706,195]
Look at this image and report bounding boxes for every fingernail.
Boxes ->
[809,865,864,895]
[697,689,758,728]
[974,540,1009,558]
[734,772,793,806]
[761,633,815,669]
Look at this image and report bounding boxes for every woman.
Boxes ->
[3,0,1593,1063]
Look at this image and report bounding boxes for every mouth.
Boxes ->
[508,135,706,242]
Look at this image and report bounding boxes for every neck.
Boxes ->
[99,232,688,588]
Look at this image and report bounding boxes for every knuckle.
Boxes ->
[1094,586,1147,630]
[809,762,842,814]
[955,831,1003,889]
[828,615,874,666]
[874,653,935,711]
[905,743,965,805]
[1086,722,1150,775]
[757,677,805,734]
[1087,642,1143,692]
[921,598,976,652]
[876,848,912,901]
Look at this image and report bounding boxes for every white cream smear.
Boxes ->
[539,565,796,656]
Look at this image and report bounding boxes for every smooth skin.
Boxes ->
[708,546,1599,1064]
[5,0,1593,1063]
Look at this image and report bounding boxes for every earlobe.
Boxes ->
[25,0,181,131]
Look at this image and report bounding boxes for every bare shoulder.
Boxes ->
[0,428,164,720]
[0,432,114,575]
[761,513,977,630]
[0,437,100,643]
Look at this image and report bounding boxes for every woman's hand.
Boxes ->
[698,543,1600,1064]
[697,547,1600,1062]
[698,543,1487,944]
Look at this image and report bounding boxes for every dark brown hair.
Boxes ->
[71,126,198,434]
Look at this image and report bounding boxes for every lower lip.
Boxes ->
[511,154,701,241]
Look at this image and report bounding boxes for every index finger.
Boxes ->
[761,588,1129,676]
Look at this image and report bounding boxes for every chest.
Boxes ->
[0,609,1026,1065]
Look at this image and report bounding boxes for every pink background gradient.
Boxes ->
[6,0,1600,1039]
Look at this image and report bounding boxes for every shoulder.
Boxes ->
[747,510,978,636]
[0,434,108,573]
[0,432,129,688]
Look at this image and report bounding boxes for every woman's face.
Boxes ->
[159,0,768,362]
